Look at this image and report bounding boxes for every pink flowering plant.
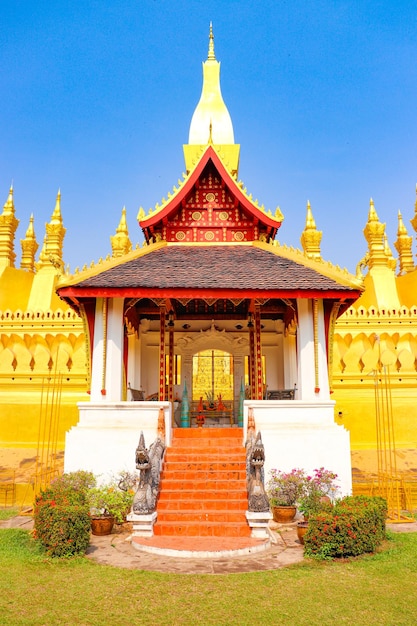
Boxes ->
[298,467,340,518]
[267,468,307,506]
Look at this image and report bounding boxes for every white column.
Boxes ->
[127,329,141,392]
[316,299,331,400]
[105,298,125,401]
[296,299,315,400]
[90,298,105,402]
[283,328,298,392]
[296,298,330,401]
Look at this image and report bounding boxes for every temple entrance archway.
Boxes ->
[192,349,234,404]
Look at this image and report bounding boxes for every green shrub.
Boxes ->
[39,470,96,505]
[304,495,387,560]
[33,471,95,557]
[33,500,91,557]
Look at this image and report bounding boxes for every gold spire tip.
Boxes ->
[208,22,216,60]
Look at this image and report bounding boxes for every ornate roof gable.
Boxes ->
[138,145,283,245]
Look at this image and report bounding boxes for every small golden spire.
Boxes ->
[35,190,66,271]
[301,201,322,260]
[2,185,14,216]
[208,22,216,60]
[363,199,388,268]
[20,214,39,272]
[0,184,19,268]
[368,197,378,221]
[51,189,63,224]
[395,210,414,274]
[111,206,132,257]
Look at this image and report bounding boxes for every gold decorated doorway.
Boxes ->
[191,349,234,422]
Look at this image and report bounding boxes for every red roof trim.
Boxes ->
[138,146,281,231]
[58,285,362,301]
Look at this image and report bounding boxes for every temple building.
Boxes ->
[1,27,416,513]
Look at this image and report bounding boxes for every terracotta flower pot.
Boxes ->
[90,515,115,536]
[297,520,309,545]
[272,505,297,523]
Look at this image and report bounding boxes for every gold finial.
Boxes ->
[111,206,132,257]
[395,210,414,274]
[397,210,407,236]
[20,214,39,272]
[0,184,19,268]
[51,188,63,223]
[301,201,322,259]
[305,200,316,229]
[208,119,213,144]
[363,199,387,268]
[2,185,15,216]
[35,191,66,271]
[208,22,215,60]
[368,197,378,221]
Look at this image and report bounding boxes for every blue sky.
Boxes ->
[2,0,417,274]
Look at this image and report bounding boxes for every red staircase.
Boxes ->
[154,428,250,537]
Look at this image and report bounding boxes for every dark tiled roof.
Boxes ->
[71,246,356,293]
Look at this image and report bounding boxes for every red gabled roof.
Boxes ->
[139,145,282,242]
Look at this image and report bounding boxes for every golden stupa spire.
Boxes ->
[0,184,19,268]
[111,207,132,257]
[394,210,414,274]
[36,189,66,271]
[363,198,388,268]
[20,214,39,272]
[184,24,240,176]
[300,201,322,260]
[208,21,215,60]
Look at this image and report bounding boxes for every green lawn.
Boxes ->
[0,529,416,625]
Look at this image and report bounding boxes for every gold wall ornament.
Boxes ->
[313,298,320,393]
[101,298,108,396]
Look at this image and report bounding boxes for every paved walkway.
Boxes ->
[1,515,416,575]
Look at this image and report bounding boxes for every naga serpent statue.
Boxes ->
[132,431,165,514]
[246,430,270,512]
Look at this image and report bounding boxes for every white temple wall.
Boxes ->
[244,399,352,496]
[64,402,172,481]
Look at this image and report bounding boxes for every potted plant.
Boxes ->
[88,478,135,535]
[267,468,307,523]
[298,467,339,520]
[297,467,339,543]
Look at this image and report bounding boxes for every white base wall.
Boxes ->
[64,402,171,482]
[243,400,352,496]
[64,399,352,496]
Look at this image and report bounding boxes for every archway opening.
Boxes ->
[192,349,234,405]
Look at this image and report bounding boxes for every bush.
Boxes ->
[33,500,91,557]
[304,495,387,560]
[33,471,95,557]
[39,471,96,505]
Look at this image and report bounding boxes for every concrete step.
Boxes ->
[153,521,251,537]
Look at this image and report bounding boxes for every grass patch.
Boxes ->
[0,507,19,521]
[0,529,416,625]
